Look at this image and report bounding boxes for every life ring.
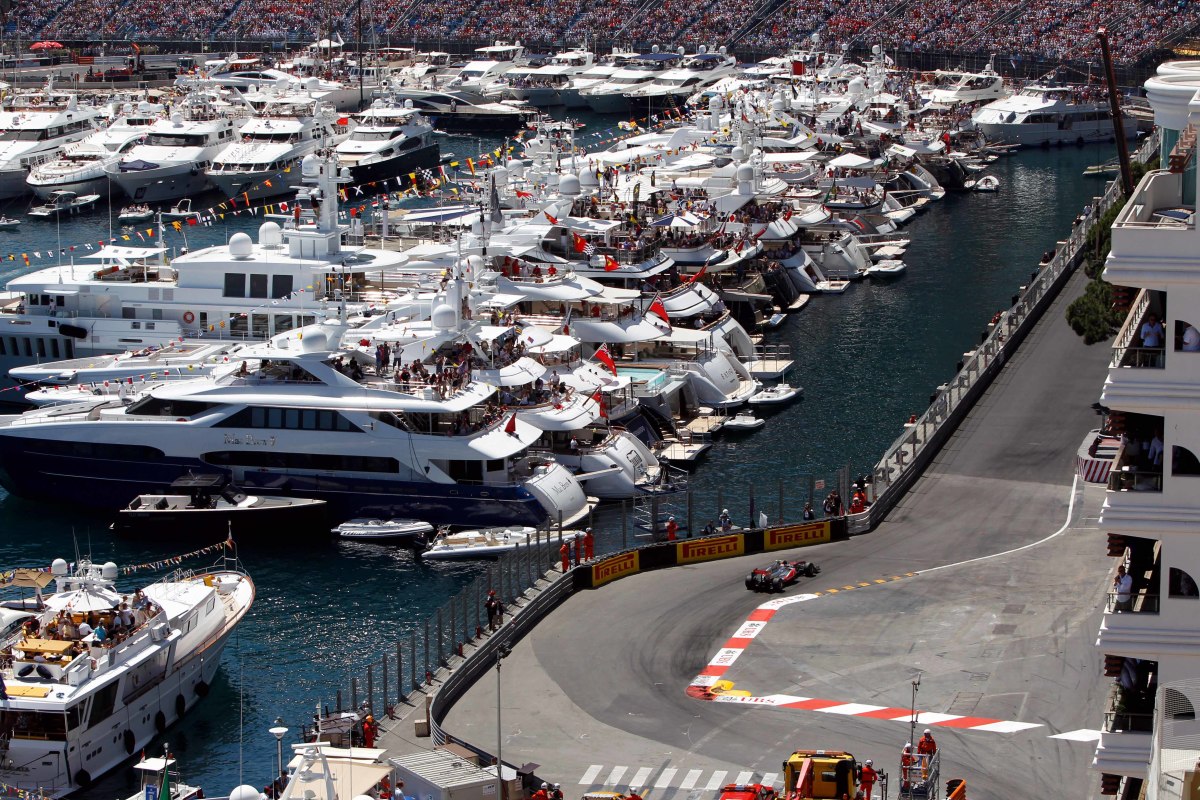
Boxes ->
[182,311,195,324]
[123,729,135,754]
[176,694,186,719]
[155,711,167,733]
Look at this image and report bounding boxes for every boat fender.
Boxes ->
[16,664,34,678]
[176,694,186,718]
[75,770,92,789]
[89,658,98,671]
[124,729,135,754]
[194,680,209,698]
[36,665,54,680]
[155,710,167,733]
[183,311,195,324]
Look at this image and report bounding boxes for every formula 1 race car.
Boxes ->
[745,559,820,592]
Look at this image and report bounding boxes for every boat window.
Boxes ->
[9,711,67,741]
[351,129,397,142]
[399,138,422,152]
[271,275,293,299]
[126,396,215,418]
[203,450,398,472]
[31,440,165,460]
[145,133,209,147]
[249,274,268,298]
[369,410,410,430]
[224,273,246,298]
[87,680,120,728]
[218,406,361,432]
[66,704,81,730]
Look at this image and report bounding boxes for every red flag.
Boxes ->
[504,413,518,435]
[572,232,588,253]
[591,389,607,419]
[545,212,558,225]
[515,190,533,198]
[783,206,793,221]
[336,116,349,126]
[647,294,670,326]
[791,60,806,76]
[603,254,620,271]
[593,343,617,376]
[689,264,707,284]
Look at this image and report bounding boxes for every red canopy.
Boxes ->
[30,41,64,50]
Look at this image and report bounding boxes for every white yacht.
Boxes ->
[581,52,683,114]
[0,153,408,388]
[188,56,364,112]
[916,57,1008,106]
[334,96,440,183]
[623,51,738,109]
[207,90,350,201]
[503,48,595,106]
[559,51,639,109]
[27,100,165,199]
[971,82,1137,146]
[0,89,104,200]
[105,90,246,203]
[0,556,254,798]
[0,317,592,527]
[448,42,527,94]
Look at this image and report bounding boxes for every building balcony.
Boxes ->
[1093,675,1155,777]
[1105,170,1199,286]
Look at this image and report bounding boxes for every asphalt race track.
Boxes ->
[445,267,1116,800]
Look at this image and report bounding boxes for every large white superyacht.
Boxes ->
[0,88,104,200]
[27,100,165,199]
[0,555,254,798]
[207,89,350,201]
[105,89,246,203]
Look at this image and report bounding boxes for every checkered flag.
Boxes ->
[583,241,596,257]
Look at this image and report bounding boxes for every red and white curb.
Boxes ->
[686,592,1042,734]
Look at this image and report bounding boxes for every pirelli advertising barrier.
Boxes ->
[582,519,836,589]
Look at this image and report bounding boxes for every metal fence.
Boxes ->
[851,131,1162,535]
[317,526,570,722]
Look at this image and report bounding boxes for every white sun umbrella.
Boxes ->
[514,323,556,348]
[44,585,123,612]
[828,152,875,169]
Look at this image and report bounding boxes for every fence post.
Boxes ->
[366,665,374,714]
[450,596,458,657]
[436,607,445,666]
[410,634,417,690]
[423,620,430,680]
[397,641,405,702]
[336,689,342,713]
[351,676,359,712]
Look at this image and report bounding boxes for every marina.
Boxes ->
[0,38,1171,800]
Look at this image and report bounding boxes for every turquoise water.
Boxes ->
[0,126,1124,798]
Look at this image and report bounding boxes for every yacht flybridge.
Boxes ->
[0,555,253,798]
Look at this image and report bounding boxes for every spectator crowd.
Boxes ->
[9,0,1197,66]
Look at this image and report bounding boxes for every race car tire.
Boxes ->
[745,576,756,590]
[772,578,784,593]
[805,563,818,577]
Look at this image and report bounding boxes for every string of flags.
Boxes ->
[0,781,50,800]
[119,537,234,576]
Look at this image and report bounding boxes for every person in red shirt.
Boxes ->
[917,729,937,777]
[665,516,679,541]
[859,760,877,800]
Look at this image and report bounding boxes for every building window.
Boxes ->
[1176,320,1200,352]
[1169,567,1199,599]
[1164,688,1196,720]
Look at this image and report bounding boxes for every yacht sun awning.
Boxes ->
[81,246,167,262]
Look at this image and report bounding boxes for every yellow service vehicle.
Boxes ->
[781,750,859,800]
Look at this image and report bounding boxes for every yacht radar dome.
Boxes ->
[51,558,68,576]
[171,111,184,126]
[101,562,118,580]
[560,174,581,196]
[736,163,754,182]
[302,154,320,177]
[305,77,321,92]
[731,146,746,162]
[229,232,254,259]
[230,786,261,800]
[259,221,283,247]
[431,303,456,330]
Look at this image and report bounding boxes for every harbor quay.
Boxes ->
[304,144,1153,800]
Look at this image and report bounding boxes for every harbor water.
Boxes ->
[0,129,1122,797]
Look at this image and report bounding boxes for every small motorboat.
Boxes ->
[866,260,907,277]
[0,216,21,230]
[28,190,100,218]
[118,205,154,223]
[724,411,765,431]
[420,526,544,560]
[973,175,1000,193]
[112,473,328,539]
[748,383,802,406]
[333,517,435,546]
[162,198,202,221]
[764,312,786,329]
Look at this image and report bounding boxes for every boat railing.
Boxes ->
[862,128,1161,535]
